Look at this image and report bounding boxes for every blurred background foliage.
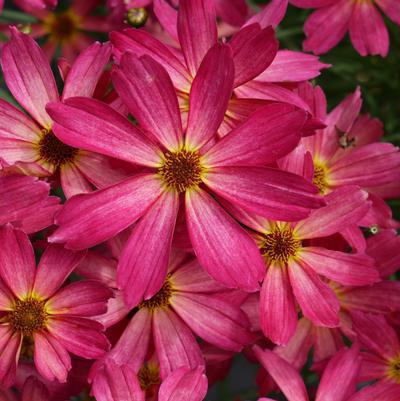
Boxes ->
[0,1,398,400]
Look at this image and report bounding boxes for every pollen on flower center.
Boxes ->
[138,275,174,310]
[44,11,80,42]
[126,8,148,27]
[8,298,48,336]
[260,225,301,265]
[158,149,204,193]
[138,364,160,391]
[388,356,400,384]
[38,130,78,168]
[313,163,329,194]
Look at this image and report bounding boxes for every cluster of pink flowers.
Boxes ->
[0,0,399,400]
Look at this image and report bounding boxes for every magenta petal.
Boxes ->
[203,103,306,167]
[301,248,379,287]
[33,331,71,383]
[1,27,58,128]
[117,190,179,309]
[91,360,144,401]
[244,0,288,28]
[347,380,400,401]
[47,280,113,317]
[49,317,110,359]
[171,292,254,352]
[49,174,163,249]
[159,366,207,401]
[60,163,92,198]
[33,244,86,299]
[204,166,323,222]
[0,327,21,387]
[230,24,278,87]
[376,0,400,24]
[288,260,340,327]
[349,1,389,57]
[185,44,234,150]
[114,52,183,150]
[260,264,298,346]
[47,98,161,167]
[62,42,111,99]
[0,225,35,299]
[185,188,265,292]
[253,345,309,401]
[21,376,50,401]
[316,345,361,401]
[178,0,217,75]
[152,308,204,379]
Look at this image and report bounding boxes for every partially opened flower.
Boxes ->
[0,28,130,198]
[0,225,112,386]
[46,42,323,306]
[290,0,400,56]
[0,174,60,234]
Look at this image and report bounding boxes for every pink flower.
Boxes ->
[46,43,324,306]
[0,225,112,386]
[290,0,400,56]
[0,174,60,234]
[0,28,131,198]
[254,343,361,401]
[229,185,379,345]
[0,375,49,401]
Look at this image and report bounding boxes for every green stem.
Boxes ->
[0,9,38,23]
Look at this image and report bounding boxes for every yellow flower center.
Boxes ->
[126,8,148,27]
[43,10,81,43]
[259,225,301,265]
[158,149,204,193]
[138,364,160,391]
[387,356,400,384]
[138,275,174,310]
[312,163,329,194]
[7,298,48,336]
[38,130,78,169]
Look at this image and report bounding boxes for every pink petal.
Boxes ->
[113,53,183,150]
[47,98,161,167]
[347,380,400,401]
[33,331,71,383]
[245,0,288,28]
[177,0,217,75]
[253,346,309,401]
[171,292,254,352]
[49,316,110,359]
[204,166,323,222]
[294,186,370,239]
[185,188,265,291]
[0,280,13,310]
[153,0,179,41]
[49,174,163,249]
[153,308,204,379]
[288,260,340,327]
[47,280,112,317]
[230,24,278,87]
[21,376,50,401]
[185,44,234,150]
[290,0,337,6]
[110,29,191,91]
[376,0,400,24]
[349,1,389,57]
[316,345,361,401]
[0,98,41,142]
[203,103,306,167]
[1,27,58,128]
[0,225,35,299]
[256,50,329,82]
[300,247,379,286]
[216,0,248,26]
[62,42,111,99]
[0,327,21,387]
[260,264,298,346]
[303,0,354,55]
[33,244,86,299]
[117,190,179,309]
[159,366,207,401]
[60,162,93,198]
[91,360,144,401]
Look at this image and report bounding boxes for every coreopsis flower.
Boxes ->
[254,343,361,401]
[111,0,328,134]
[0,29,130,198]
[12,0,117,61]
[0,225,112,386]
[0,174,60,233]
[348,312,400,401]
[290,0,400,56]
[46,43,323,306]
